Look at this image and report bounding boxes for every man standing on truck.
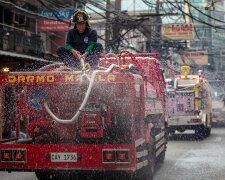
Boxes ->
[56,10,103,69]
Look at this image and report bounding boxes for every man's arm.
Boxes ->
[85,41,96,53]
[66,30,81,59]
[81,29,98,59]
[66,43,73,52]
[81,41,96,59]
[66,43,81,59]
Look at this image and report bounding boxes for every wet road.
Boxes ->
[0,127,225,180]
[154,127,225,180]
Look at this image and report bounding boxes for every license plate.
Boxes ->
[51,152,77,162]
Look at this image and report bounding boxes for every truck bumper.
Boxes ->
[168,115,202,126]
[0,143,135,172]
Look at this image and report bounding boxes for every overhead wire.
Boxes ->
[186,1,201,40]
[43,0,69,8]
[51,0,223,73]
[165,0,225,30]
[184,0,225,25]
[142,0,200,67]
[151,1,222,70]
[3,0,218,69]
[0,0,71,24]
[139,3,200,69]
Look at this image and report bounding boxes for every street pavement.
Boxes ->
[0,127,225,180]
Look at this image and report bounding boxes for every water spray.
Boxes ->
[44,63,118,124]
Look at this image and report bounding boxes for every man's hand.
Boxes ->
[80,52,88,60]
[71,49,81,59]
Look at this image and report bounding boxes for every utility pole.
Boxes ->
[73,1,85,10]
[105,0,111,53]
[76,0,86,9]
[112,0,121,53]
[147,0,160,53]
[155,0,161,48]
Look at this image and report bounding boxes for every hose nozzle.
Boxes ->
[81,72,88,80]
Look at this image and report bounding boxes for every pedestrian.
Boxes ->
[56,10,103,69]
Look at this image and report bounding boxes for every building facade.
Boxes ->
[0,0,71,71]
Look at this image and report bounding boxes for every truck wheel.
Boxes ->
[205,127,211,137]
[148,150,154,180]
[136,150,154,180]
[35,171,56,180]
[134,132,156,180]
[124,148,155,180]
[147,130,156,180]
[157,150,166,164]
[169,130,175,136]
[157,131,167,164]
[195,125,205,139]
[205,118,211,137]
[125,173,136,180]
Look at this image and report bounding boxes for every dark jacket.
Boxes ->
[66,27,97,53]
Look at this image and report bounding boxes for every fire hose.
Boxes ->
[44,56,118,124]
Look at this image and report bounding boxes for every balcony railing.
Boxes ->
[0,25,44,57]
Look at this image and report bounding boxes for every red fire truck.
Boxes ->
[0,51,167,180]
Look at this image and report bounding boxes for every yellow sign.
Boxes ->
[179,51,208,65]
[162,24,194,40]
[181,66,190,78]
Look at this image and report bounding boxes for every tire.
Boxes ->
[136,150,154,180]
[148,149,154,180]
[157,132,167,164]
[170,130,175,136]
[205,127,211,137]
[147,129,156,180]
[35,171,58,180]
[132,131,155,180]
[157,150,166,164]
[125,173,137,180]
[195,125,205,139]
[151,152,155,175]
[205,117,211,137]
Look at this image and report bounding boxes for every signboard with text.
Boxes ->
[162,24,194,40]
[179,51,208,65]
[39,9,74,32]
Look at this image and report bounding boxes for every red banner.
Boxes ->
[39,19,72,32]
